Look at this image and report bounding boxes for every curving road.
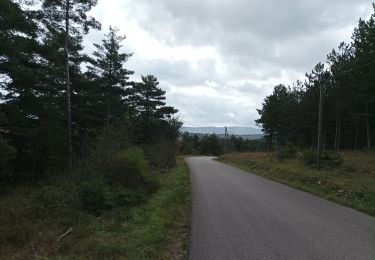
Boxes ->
[186,156,375,260]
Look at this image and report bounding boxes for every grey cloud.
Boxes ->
[132,0,371,43]
[166,89,258,127]
[128,57,219,86]
[86,0,374,126]
[129,0,372,69]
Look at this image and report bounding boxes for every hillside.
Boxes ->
[180,126,262,136]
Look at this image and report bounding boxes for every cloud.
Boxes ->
[86,0,374,127]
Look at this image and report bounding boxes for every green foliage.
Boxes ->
[93,158,191,259]
[78,179,148,213]
[0,1,184,257]
[180,132,195,154]
[0,136,16,181]
[179,133,268,155]
[321,151,343,168]
[199,134,224,156]
[277,142,297,160]
[108,147,149,186]
[256,6,375,152]
[302,150,317,166]
[86,26,134,124]
[302,150,343,169]
[0,1,180,182]
[144,139,178,169]
[79,178,109,212]
[78,144,158,213]
[0,158,191,259]
[37,184,78,209]
[129,75,180,147]
[129,75,178,121]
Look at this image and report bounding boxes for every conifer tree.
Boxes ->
[41,0,101,170]
[86,26,134,124]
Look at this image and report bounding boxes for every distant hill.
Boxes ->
[180,126,263,136]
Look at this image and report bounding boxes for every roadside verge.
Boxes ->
[218,152,375,216]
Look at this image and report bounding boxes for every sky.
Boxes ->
[85,0,374,128]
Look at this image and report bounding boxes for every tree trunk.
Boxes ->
[354,126,358,151]
[310,134,315,150]
[106,63,113,124]
[276,127,280,153]
[64,0,72,171]
[366,104,371,150]
[317,79,324,170]
[334,103,340,151]
[337,113,341,150]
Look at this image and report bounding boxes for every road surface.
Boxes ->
[186,156,375,260]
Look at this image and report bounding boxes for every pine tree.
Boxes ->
[352,7,375,149]
[128,75,178,143]
[129,75,177,120]
[86,26,134,124]
[0,0,59,179]
[41,0,101,170]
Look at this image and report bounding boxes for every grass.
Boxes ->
[218,151,375,216]
[0,157,191,260]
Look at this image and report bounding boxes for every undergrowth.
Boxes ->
[0,158,191,259]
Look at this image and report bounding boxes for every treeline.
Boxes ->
[0,0,180,183]
[180,133,267,156]
[256,5,375,151]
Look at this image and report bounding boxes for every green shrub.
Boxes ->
[78,147,157,213]
[37,186,73,209]
[144,140,177,169]
[112,187,148,208]
[277,142,297,160]
[78,180,150,213]
[302,150,343,169]
[108,147,150,186]
[302,150,317,166]
[79,178,109,212]
[321,151,343,168]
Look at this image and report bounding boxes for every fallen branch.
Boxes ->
[56,227,73,242]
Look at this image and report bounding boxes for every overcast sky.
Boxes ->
[85,0,373,127]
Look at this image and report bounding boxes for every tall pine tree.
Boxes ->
[41,0,101,170]
[86,26,134,124]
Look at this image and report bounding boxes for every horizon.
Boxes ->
[181,126,261,129]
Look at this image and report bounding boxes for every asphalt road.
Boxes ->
[186,156,375,260]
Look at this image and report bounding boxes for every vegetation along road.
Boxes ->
[186,156,375,260]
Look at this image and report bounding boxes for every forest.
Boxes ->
[0,1,189,258]
[256,5,375,152]
[0,0,181,182]
[179,132,267,156]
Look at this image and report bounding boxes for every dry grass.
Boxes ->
[219,151,375,216]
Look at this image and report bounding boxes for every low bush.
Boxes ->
[144,139,177,169]
[77,147,157,213]
[277,142,297,160]
[302,150,343,169]
[321,151,343,168]
[108,147,151,186]
[79,177,109,212]
[37,185,78,209]
[78,179,150,213]
[302,150,317,166]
